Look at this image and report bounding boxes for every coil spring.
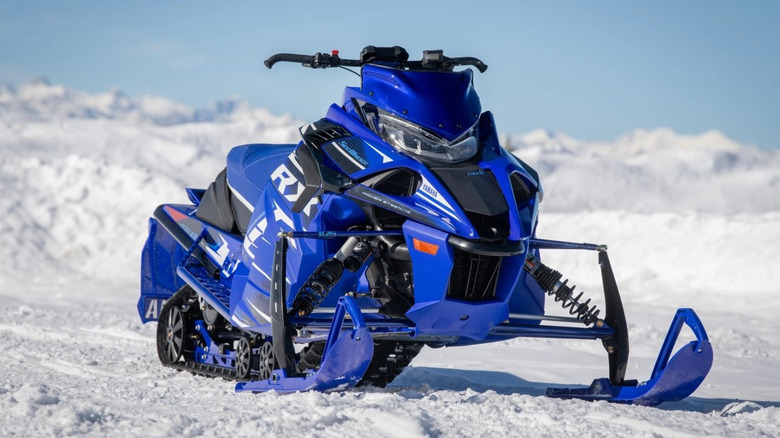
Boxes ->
[292,258,344,317]
[524,256,602,326]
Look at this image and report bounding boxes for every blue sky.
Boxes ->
[1,1,778,148]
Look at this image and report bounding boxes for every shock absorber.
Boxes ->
[291,237,375,317]
[523,254,602,326]
[292,258,344,317]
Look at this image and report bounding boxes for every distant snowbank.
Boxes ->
[0,77,298,126]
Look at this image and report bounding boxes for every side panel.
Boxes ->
[138,218,186,322]
[234,151,369,332]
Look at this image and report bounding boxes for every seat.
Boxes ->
[225,143,298,213]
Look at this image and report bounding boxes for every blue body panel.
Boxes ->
[226,143,296,209]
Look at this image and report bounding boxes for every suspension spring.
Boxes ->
[523,254,602,326]
[291,258,344,317]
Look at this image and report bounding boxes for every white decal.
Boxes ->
[231,314,250,328]
[417,176,456,215]
[245,297,271,322]
[273,200,295,229]
[227,182,255,212]
[244,217,267,260]
[145,298,168,320]
[272,200,297,250]
[367,142,393,164]
[271,163,299,200]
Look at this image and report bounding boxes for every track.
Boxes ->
[157,287,425,386]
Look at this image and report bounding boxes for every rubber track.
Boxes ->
[356,341,425,388]
[164,360,246,381]
[161,341,423,388]
[158,287,423,387]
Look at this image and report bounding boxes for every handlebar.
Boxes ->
[264,52,363,69]
[264,47,487,73]
[264,53,314,69]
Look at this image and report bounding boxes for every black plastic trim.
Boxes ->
[153,205,220,277]
[448,235,525,256]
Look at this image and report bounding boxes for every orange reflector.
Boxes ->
[412,238,439,255]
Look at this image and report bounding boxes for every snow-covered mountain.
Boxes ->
[1,79,779,437]
[0,77,291,125]
[509,128,780,213]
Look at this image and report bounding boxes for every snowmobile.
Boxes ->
[137,46,712,406]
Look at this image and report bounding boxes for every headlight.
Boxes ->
[376,112,478,163]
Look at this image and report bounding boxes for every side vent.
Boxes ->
[300,119,351,149]
[510,172,532,206]
[371,169,422,197]
[362,169,422,229]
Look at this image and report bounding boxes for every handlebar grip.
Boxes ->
[264,53,315,69]
[450,57,488,73]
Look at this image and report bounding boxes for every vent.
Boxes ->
[510,172,532,205]
[303,126,350,148]
[363,169,422,229]
[465,211,509,241]
[372,169,422,197]
[447,248,501,301]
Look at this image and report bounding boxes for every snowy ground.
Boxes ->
[1,80,779,437]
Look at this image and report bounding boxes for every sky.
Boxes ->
[1,1,778,149]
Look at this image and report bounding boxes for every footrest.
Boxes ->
[177,256,232,316]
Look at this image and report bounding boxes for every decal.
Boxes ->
[143,297,168,320]
[205,234,230,266]
[273,200,295,229]
[230,313,251,328]
[271,155,320,221]
[244,296,271,322]
[337,140,369,168]
[244,216,268,260]
[227,182,255,213]
[271,162,304,203]
[366,142,393,164]
[416,176,457,216]
[324,137,368,174]
[347,185,455,232]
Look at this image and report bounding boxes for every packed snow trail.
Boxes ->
[2,277,779,437]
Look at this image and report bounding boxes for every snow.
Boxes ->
[1,79,779,437]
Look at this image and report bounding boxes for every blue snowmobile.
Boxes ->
[138,46,712,405]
